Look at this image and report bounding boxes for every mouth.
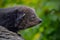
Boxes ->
[19,22,41,30]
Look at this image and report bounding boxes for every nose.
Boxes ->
[39,19,42,23]
[39,20,42,23]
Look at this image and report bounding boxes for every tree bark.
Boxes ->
[0,26,24,40]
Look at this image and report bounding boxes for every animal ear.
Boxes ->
[15,9,25,27]
[15,9,25,21]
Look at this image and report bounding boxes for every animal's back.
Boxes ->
[0,7,17,13]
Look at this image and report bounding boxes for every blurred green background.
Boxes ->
[0,0,60,40]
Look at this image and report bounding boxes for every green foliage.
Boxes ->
[0,0,60,40]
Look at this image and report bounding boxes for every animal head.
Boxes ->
[16,6,42,30]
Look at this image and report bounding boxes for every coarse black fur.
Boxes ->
[0,6,42,33]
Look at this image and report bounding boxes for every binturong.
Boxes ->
[0,6,42,33]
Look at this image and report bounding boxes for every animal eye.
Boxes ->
[32,15,35,18]
[33,16,35,18]
[29,16,35,21]
[30,18,34,21]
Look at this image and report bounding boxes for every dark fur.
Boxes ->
[0,6,42,33]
